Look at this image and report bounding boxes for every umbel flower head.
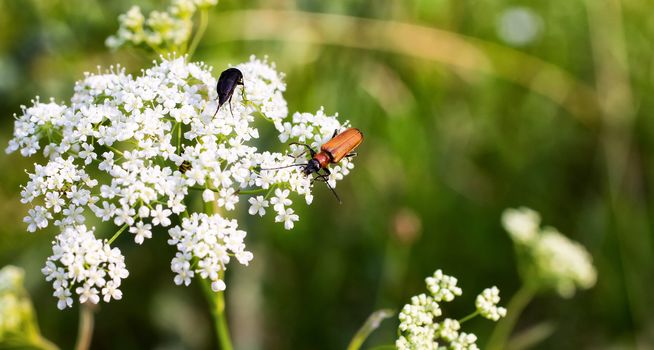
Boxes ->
[7,55,357,309]
[106,0,218,53]
[501,207,597,298]
[396,269,506,350]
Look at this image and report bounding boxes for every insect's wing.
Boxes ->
[321,128,363,163]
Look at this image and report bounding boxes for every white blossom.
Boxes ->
[248,196,268,216]
[533,228,597,298]
[41,225,129,309]
[502,207,597,297]
[168,213,252,290]
[396,269,502,350]
[502,207,540,243]
[475,287,507,321]
[8,55,359,309]
[426,269,462,302]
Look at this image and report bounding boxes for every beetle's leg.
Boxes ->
[288,142,316,157]
[345,152,357,158]
[288,150,308,159]
[331,129,338,139]
[322,167,331,176]
[312,174,328,182]
[228,94,236,118]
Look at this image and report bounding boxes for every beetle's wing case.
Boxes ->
[321,128,363,163]
[217,68,243,108]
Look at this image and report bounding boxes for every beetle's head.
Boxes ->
[303,159,321,176]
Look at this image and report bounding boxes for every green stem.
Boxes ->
[74,303,95,350]
[200,193,233,350]
[458,310,480,324]
[35,336,60,350]
[486,285,537,350]
[107,146,123,156]
[237,188,268,195]
[368,346,397,350]
[201,279,233,350]
[187,9,209,58]
[176,122,182,155]
[346,309,394,350]
[190,186,268,196]
[108,224,129,245]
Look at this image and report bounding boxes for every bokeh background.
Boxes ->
[1,0,653,349]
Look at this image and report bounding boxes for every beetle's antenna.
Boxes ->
[259,164,307,171]
[323,178,342,204]
[312,174,342,204]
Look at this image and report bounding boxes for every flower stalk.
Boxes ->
[74,303,95,350]
[486,284,536,350]
[346,309,394,350]
[201,274,233,350]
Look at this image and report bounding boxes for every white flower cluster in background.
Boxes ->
[7,55,356,309]
[501,207,597,298]
[105,0,217,53]
[396,270,506,350]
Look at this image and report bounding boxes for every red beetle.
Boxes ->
[264,128,363,203]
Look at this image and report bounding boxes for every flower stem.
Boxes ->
[201,277,233,350]
[74,303,95,350]
[187,9,209,59]
[486,285,536,350]
[108,224,129,245]
[346,309,394,350]
[458,310,480,324]
[237,188,268,195]
[200,194,233,349]
[35,336,60,350]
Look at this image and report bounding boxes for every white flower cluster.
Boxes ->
[7,55,356,309]
[42,226,129,310]
[533,228,597,297]
[475,286,507,321]
[426,269,462,302]
[501,207,597,298]
[169,213,252,291]
[501,207,540,244]
[105,0,217,52]
[397,270,505,350]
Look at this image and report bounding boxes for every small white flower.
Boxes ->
[217,188,238,211]
[270,188,292,211]
[275,208,299,230]
[54,288,73,310]
[211,279,226,292]
[202,188,215,202]
[248,196,268,216]
[129,221,153,244]
[151,204,172,227]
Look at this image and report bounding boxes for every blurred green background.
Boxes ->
[1,0,653,349]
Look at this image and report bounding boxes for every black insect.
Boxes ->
[213,68,244,117]
[178,160,192,174]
